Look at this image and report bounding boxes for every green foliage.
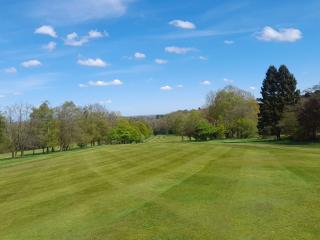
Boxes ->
[0,115,8,153]
[278,106,300,139]
[258,65,300,139]
[297,91,320,140]
[193,117,214,141]
[206,86,258,138]
[108,119,151,144]
[29,101,57,151]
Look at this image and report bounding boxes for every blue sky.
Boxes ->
[1,0,320,115]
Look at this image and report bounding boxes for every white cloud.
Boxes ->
[134,52,146,60]
[35,25,57,38]
[155,59,168,65]
[88,79,123,87]
[249,86,256,90]
[64,30,106,47]
[88,30,107,39]
[79,83,88,88]
[256,26,302,42]
[177,84,183,88]
[78,58,109,68]
[43,41,56,51]
[199,56,208,61]
[160,85,173,91]
[224,78,234,84]
[224,40,234,45]
[64,32,88,46]
[169,20,196,30]
[3,67,17,74]
[201,80,211,85]
[21,59,42,68]
[165,46,195,54]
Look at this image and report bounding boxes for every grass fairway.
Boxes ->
[0,136,320,240]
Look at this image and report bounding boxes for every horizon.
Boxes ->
[1,0,320,116]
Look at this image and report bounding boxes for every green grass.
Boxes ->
[0,136,320,239]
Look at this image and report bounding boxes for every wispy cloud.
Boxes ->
[35,25,57,38]
[32,0,130,24]
[224,40,235,45]
[87,79,123,87]
[256,26,302,42]
[158,28,254,40]
[169,20,196,29]
[96,64,159,76]
[160,85,173,91]
[79,83,88,88]
[78,58,110,68]
[134,52,146,60]
[88,30,108,39]
[2,67,17,74]
[165,46,195,54]
[224,78,234,84]
[201,80,211,85]
[0,72,58,95]
[155,59,168,65]
[64,30,106,47]
[199,56,208,61]
[43,41,57,51]
[21,59,42,68]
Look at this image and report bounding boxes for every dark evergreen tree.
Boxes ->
[278,65,300,106]
[258,66,279,137]
[258,65,299,140]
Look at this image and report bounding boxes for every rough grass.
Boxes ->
[0,136,319,239]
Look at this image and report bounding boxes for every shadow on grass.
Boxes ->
[0,145,98,163]
[221,137,320,147]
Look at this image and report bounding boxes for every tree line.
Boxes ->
[146,65,319,142]
[0,101,152,158]
[1,64,319,158]
[147,85,259,141]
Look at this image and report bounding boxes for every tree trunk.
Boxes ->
[11,152,14,159]
[276,128,281,140]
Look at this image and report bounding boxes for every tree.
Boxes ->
[258,65,300,140]
[56,101,81,151]
[5,104,31,158]
[29,101,57,153]
[108,119,144,144]
[183,111,199,141]
[0,114,8,153]
[207,86,258,138]
[298,91,320,140]
[278,105,300,139]
[193,118,214,141]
